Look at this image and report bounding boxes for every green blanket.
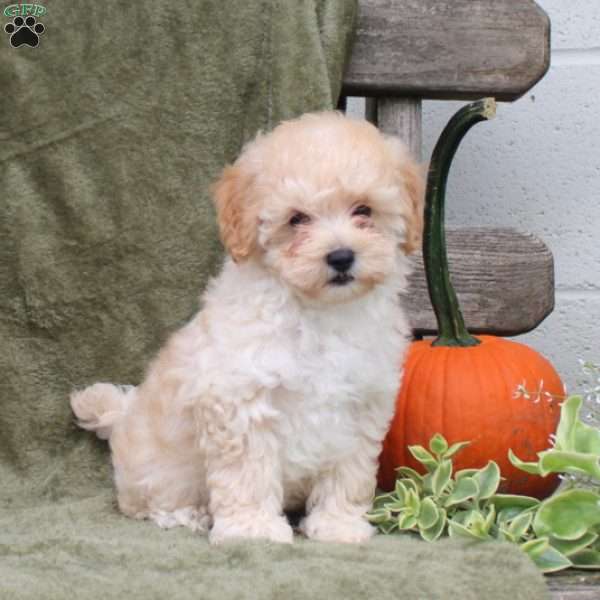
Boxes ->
[0,1,547,598]
[1,492,548,600]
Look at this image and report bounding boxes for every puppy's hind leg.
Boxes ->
[112,455,211,534]
[148,506,212,533]
[71,372,209,533]
[110,406,210,534]
[116,460,211,534]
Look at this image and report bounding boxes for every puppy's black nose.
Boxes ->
[326,248,355,272]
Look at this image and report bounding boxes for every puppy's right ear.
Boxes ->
[398,156,426,255]
[211,164,258,263]
[384,136,426,255]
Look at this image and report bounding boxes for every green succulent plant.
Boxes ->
[367,396,600,573]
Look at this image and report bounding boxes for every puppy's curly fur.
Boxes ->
[71,112,424,544]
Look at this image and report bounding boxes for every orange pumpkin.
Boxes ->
[378,335,562,498]
[378,99,563,499]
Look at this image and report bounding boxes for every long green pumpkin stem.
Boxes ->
[424,98,496,347]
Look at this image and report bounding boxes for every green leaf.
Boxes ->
[573,419,600,455]
[366,508,391,525]
[448,518,488,541]
[418,497,439,530]
[408,445,438,472]
[474,461,501,500]
[452,509,476,526]
[483,505,496,534]
[372,492,395,510]
[422,473,433,495]
[443,441,471,460]
[550,532,598,557]
[455,468,479,481]
[429,433,448,457]
[569,549,600,569]
[491,496,540,528]
[405,489,420,514]
[508,511,533,540]
[395,466,424,484]
[552,395,600,453]
[538,449,600,480]
[401,478,420,495]
[534,489,600,540]
[379,520,399,534]
[420,510,447,542]
[489,494,540,511]
[554,395,583,451]
[394,480,408,504]
[521,538,550,560]
[521,539,575,573]
[398,512,418,530]
[384,499,407,512]
[444,477,479,507]
[467,510,491,538]
[530,546,573,573]
[508,449,542,475]
[432,459,453,497]
[497,510,531,529]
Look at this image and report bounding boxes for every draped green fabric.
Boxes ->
[0,2,546,598]
[0,0,356,503]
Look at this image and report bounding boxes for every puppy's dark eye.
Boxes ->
[289,212,311,227]
[352,205,372,217]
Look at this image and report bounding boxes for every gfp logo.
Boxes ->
[4,4,46,47]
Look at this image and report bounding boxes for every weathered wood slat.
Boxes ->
[343,0,550,101]
[377,97,422,161]
[407,228,554,336]
[364,98,378,125]
[547,570,600,599]
[549,590,600,600]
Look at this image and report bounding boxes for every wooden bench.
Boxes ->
[340,1,597,597]
[341,0,553,338]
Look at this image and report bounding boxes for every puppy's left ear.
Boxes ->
[386,137,426,254]
[211,164,258,262]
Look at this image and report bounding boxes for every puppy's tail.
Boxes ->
[70,383,136,440]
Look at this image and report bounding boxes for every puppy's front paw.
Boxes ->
[300,511,375,544]
[209,513,294,545]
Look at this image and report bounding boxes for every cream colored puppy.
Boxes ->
[71,112,423,545]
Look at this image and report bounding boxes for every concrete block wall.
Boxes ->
[350,1,600,398]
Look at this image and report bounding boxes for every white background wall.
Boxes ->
[350,0,600,395]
